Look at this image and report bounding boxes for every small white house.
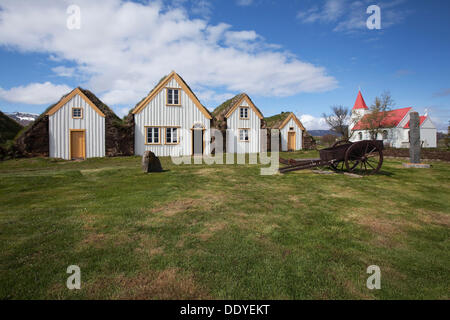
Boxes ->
[212,93,264,154]
[349,90,437,148]
[265,112,305,151]
[132,71,213,157]
[46,87,106,160]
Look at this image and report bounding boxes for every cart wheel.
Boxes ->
[330,160,346,172]
[344,141,383,175]
[329,140,350,172]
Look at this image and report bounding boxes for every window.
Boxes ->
[240,107,249,119]
[358,132,363,140]
[289,127,295,131]
[165,127,179,144]
[146,127,160,144]
[72,108,82,119]
[382,130,388,140]
[239,129,249,142]
[167,88,180,105]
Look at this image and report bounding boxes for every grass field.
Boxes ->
[0,152,449,299]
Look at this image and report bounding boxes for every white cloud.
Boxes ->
[297,0,409,33]
[0,0,337,106]
[236,0,254,6]
[297,0,345,24]
[299,114,329,130]
[52,66,75,77]
[116,107,130,118]
[0,82,71,105]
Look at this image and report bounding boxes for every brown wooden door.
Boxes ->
[70,131,85,159]
[288,132,296,151]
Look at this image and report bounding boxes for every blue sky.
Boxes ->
[0,0,449,131]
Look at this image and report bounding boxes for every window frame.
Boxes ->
[145,126,161,145]
[166,88,181,106]
[239,128,250,142]
[72,107,83,119]
[239,107,249,119]
[165,127,180,145]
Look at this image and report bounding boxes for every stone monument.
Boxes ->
[142,151,163,173]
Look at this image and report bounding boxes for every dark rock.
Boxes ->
[142,151,163,173]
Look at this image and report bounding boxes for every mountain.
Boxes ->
[0,110,23,144]
[5,112,39,126]
[308,130,342,137]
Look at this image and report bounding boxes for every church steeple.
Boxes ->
[353,90,368,110]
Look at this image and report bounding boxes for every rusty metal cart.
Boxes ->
[279,140,384,175]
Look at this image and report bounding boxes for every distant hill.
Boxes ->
[0,110,23,144]
[308,130,342,137]
[6,112,39,126]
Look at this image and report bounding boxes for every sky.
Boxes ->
[0,0,449,131]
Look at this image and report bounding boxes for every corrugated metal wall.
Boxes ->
[226,99,261,153]
[134,78,211,156]
[280,118,303,151]
[49,94,105,160]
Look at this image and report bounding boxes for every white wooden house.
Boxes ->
[349,90,437,148]
[265,112,305,151]
[46,87,107,160]
[132,71,213,156]
[212,93,264,153]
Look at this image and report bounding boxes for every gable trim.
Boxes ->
[132,71,212,119]
[46,88,106,118]
[279,113,305,131]
[224,94,263,120]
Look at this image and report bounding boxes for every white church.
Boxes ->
[349,91,437,148]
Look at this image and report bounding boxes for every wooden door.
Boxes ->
[288,132,296,151]
[70,130,85,159]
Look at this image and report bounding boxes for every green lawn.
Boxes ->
[0,152,449,299]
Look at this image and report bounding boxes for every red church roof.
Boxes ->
[352,107,412,130]
[353,91,368,110]
[404,116,427,129]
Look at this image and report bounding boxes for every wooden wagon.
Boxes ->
[279,140,384,175]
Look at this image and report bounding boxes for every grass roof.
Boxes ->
[212,93,246,119]
[264,112,291,129]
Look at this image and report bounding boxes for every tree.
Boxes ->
[361,91,394,140]
[321,134,338,147]
[322,105,351,140]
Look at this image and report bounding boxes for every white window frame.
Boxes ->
[167,88,180,106]
[146,127,161,145]
[165,127,179,144]
[240,107,249,119]
[72,107,83,119]
[239,129,249,142]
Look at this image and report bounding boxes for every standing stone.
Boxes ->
[142,151,163,173]
[409,112,421,164]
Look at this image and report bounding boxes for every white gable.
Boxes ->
[134,76,211,156]
[49,93,105,159]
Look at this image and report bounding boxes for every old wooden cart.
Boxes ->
[279,140,384,175]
